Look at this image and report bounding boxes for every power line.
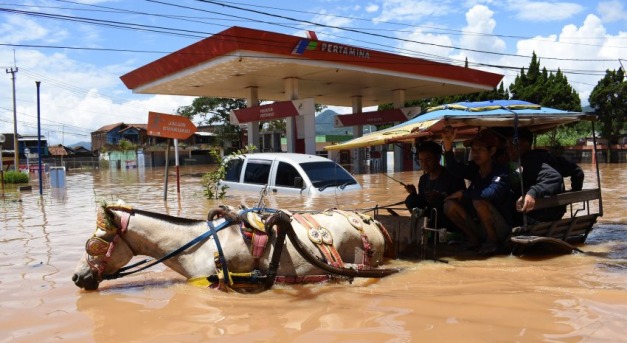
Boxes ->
[192,0,623,62]
[2,2,621,64]
[1,0,622,109]
[215,0,627,46]
[0,7,207,39]
[0,106,91,136]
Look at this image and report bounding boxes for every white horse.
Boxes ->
[72,203,398,292]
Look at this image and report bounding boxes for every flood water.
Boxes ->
[1,163,625,342]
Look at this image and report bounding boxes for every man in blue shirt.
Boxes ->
[442,128,515,255]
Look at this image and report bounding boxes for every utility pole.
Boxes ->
[6,67,19,171]
[36,81,43,195]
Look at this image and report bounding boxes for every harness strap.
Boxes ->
[103,219,233,280]
[374,220,395,258]
[275,275,335,284]
[292,213,341,267]
[331,209,374,267]
[250,228,269,271]
[208,221,232,289]
[118,211,131,234]
[304,213,344,267]
[251,229,269,259]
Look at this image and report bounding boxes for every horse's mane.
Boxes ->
[101,202,205,227]
[132,209,205,225]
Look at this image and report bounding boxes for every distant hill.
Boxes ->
[316,109,376,135]
[316,109,352,135]
[582,105,594,113]
[70,141,92,150]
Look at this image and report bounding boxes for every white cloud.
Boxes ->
[507,0,584,22]
[312,10,354,35]
[373,0,452,23]
[597,0,627,22]
[514,14,625,105]
[0,16,49,44]
[0,47,193,145]
[464,0,495,6]
[459,5,507,60]
[365,4,380,13]
[396,26,456,61]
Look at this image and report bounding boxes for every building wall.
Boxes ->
[91,132,108,151]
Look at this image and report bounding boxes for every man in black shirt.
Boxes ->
[506,128,584,223]
[405,141,466,230]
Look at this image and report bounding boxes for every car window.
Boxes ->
[275,161,303,188]
[224,158,244,182]
[300,161,357,188]
[243,159,272,185]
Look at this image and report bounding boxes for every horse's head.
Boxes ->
[72,206,135,291]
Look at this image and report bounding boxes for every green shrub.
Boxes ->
[3,171,29,184]
[201,145,256,199]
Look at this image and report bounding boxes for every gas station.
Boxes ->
[120,26,502,173]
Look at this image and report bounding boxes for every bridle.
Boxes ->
[85,205,238,282]
[85,206,132,281]
[83,205,400,291]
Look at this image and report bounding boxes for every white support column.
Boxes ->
[284,78,297,153]
[352,96,363,174]
[393,89,405,172]
[285,77,317,154]
[246,86,259,150]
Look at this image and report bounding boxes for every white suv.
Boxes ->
[220,152,361,195]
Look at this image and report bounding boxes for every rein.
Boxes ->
[87,206,235,281]
[87,205,399,292]
[103,220,233,280]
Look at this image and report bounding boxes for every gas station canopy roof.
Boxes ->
[121,27,503,107]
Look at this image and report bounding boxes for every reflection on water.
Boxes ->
[0,163,625,342]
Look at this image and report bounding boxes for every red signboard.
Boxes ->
[334,106,421,127]
[147,112,197,140]
[230,98,314,124]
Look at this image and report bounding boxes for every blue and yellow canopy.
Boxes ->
[325,100,591,150]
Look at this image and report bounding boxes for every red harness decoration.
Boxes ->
[327,209,376,268]
[86,208,132,280]
[292,213,344,268]
[237,210,270,273]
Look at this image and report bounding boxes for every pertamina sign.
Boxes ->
[147,112,197,140]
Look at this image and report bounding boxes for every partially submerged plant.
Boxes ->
[201,145,256,199]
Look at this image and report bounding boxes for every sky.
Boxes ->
[0,0,625,146]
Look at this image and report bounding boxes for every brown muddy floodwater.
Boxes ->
[1,163,625,342]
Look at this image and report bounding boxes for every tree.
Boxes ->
[177,97,247,149]
[509,52,581,111]
[508,52,584,147]
[201,145,256,199]
[589,68,627,162]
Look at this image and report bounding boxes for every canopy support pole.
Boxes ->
[351,96,363,174]
[246,86,260,150]
[591,120,603,216]
[393,89,405,173]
